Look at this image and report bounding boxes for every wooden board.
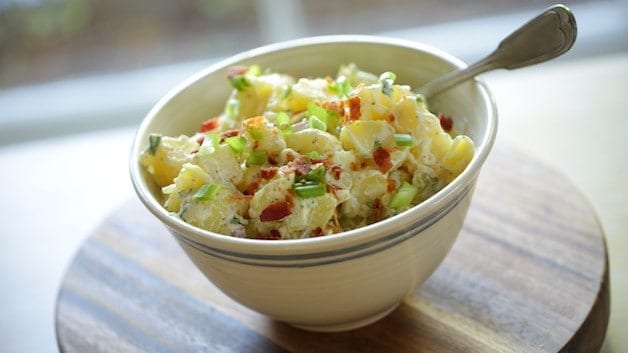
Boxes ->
[55,142,609,353]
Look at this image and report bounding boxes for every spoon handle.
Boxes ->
[417,4,577,98]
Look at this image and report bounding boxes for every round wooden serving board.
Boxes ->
[55,142,609,353]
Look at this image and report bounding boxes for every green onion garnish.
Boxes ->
[329,76,351,97]
[246,150,267,165]
[248,128,263,140]
[230,75,251,91]
[309,116,327,131]
[247,65,262,76]
[199,133,220,156]
[305,150,320,161]
[390,181,419,209]
[226,135,247,154]
[193,183,221,201]
[379,71,396,97]
[225,98,240,118]
[394,133,414,147]
[276,112,292,135]
[293,181,326,198]
[415,94,425,104]
[306,165,326,182]
[148,134,161,155]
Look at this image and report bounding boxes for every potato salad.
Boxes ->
[140,64,474,239]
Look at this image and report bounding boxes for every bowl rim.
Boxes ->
[129,34,498,258]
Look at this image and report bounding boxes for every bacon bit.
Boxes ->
[346,96,361,122]
[387,114,396,122]
[438,113,454,132]
[260,200,292,222]
[220,129,240,141]
[268,154,279,165]
[200,117,220,132]
[331,166,343,180]
[386,178,397,193]
[310,227,324,237]
[289,157,313,177]
[284,152,296,162]
[322,100,345,117]
[350,162,358,171]
[372,198,384,222]
[243,177,261,195]
[260,167,278,179]
[226,65,249,79]
[373,147,392,173]
[257,229,282,240]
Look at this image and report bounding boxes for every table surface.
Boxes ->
[55,143,609,353]
[0,52,626,353]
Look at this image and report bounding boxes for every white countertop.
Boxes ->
[1,52,626,352]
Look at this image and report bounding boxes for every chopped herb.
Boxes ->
[293,181,326,198]
[193,183,221,201]
[148,134,161,155]
[390,181,419,209]
[230,75,251,91]
[394,133,414,147]
[226,135,247,154]
[415,94,425,104]
[246,150,267,165]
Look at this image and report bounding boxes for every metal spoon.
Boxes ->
[417,4,577,98]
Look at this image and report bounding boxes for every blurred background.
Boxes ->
[1,1,627,352]
[1,0,627,144]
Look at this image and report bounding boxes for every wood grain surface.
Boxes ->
[55,142,609,353]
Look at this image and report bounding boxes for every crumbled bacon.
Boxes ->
[260,201,292,222]
[372,198,384,222]
[257,229,282,240]
[310,227,324,237]
[220,129,240,141]
[373,147,392,173]
[331,166,343,180]
[226,65,249,79]
[346,96,361,121]
[322,100,345,117]
[260,167,278,179]
[438,113,453,132]
[386,178,397,192]
[243,177,261,195]
[200,117,220,132]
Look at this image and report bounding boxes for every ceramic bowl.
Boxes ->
[129,35,498,332]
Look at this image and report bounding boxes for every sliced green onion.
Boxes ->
[379,71,396,97]
[246,150,267,165]
[226,135,247,154]
[148,134,161,155]
[306,165,326,183]
[248,127,263,140]
[225,98,240,118]
[329,76,351,97]
[305,150,320,161]
[307,102,328,122]
[415,94,425,104]
[247,64,262,76]
[390,181,419,209]
[394,133,414,147]
[309,115,327,131]
[282,84,293,99]
[276,112,292,135]
[193,183,221,201]
[199,133,220,156]
[230,75,251,91]
[293,181,326,198]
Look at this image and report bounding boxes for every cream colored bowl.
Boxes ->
[130,35,498,332]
